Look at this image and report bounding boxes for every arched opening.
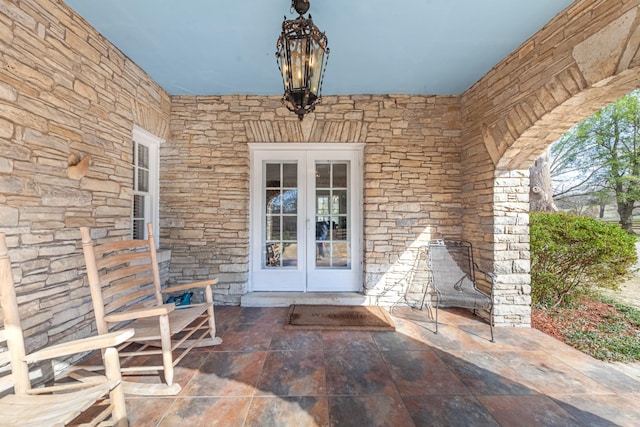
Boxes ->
[462,2,640,327]
[491,72,640,328]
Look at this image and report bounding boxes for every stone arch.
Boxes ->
[491,70,640,327]
[493,5,640,169]
[461,1,640,327]
[498,68,640,170]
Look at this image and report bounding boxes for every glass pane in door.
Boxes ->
[265,162,298,268]
[315,162,350,268]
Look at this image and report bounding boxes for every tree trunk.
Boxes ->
[529,148,559,212]
[617,199,635,233]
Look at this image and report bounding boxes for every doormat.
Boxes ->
[285,305,395,331]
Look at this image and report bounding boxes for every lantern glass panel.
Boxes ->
[309,40,324,96]
[278,49,289,90]
[290,38,308,90]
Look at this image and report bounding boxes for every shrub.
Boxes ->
[530,212,637,307]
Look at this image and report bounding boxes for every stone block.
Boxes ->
[9,247,39,263]
[513,260,530,274]
[80,178,120,194]
[0,116,13,138]
[0,204,19,225]
[219,263,247,273]
[72,78,98,102]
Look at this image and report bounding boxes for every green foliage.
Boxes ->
[620,306,640,326]
[530,212,637,307]
[565,299,640,362]
[551,90,640,231]
[534,295,640,362]
[565,327,640,362]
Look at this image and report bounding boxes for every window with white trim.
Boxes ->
[132,126,162,242]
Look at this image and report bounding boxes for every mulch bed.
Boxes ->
[532,296,620,341]
[532,294,640,362]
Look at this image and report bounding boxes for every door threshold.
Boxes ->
[241,292,367,307]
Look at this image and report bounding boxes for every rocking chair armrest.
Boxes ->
[162,278,218,294]
[104,304,175,323]
[25,329,135,363]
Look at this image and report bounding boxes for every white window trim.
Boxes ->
[132,125,163,246]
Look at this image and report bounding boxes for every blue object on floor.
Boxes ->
[166,292,192,308]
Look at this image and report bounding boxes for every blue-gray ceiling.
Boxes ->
[63,0,575,96]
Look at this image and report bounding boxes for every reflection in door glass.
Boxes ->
[265,162,298,268]
[266,163,280,187]
[315,161,350,268]
[333,163,347,188]
[283,163,297,187]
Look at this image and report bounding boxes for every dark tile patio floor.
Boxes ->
[123,306,640,426]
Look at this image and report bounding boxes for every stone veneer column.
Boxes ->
[492,169,531,327]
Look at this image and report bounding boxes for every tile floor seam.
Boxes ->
[178,347,215,398]
[243,341,271,426]
[156,397,179,427]
[429,347,476,397]
[376,343,414,420]
[320,344,331,423]
[323,392,403,397]
[547,352,640,395]
[465,394,503,427]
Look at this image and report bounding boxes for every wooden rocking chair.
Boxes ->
[0,233,133,427]
[80,223,222,396]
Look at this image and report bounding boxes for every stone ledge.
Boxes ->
[241,292,367,307]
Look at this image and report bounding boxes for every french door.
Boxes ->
[250,144,363,292]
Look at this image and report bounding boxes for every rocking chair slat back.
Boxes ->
[82,231,161,320]
[93,238,150,255]
[103,272,154,299]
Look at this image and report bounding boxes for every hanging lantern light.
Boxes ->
[276,0,329,120]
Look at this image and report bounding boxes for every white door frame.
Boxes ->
[249,143,364,292]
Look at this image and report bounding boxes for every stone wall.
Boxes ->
[0,0,170,356]
[165,95,462,306]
